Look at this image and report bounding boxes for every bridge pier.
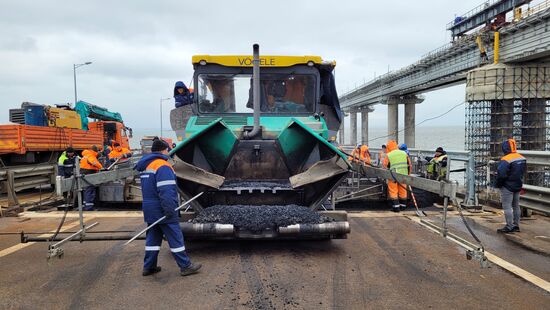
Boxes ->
[361,110,369,144]
[350,112,357,146]
[386,96,423,144]
[404,103,416,148]
[465,63,550,188]
[387,103,398,142]
[338,118,345,145]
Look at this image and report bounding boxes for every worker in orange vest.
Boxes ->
[80,145,103,211]
[360,144,371,166]
[348,144,362,162]
[108,142,132,163]
[383,140,412,212]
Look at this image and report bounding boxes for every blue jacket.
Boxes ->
[174,81,194,108]
[496,139,526,192]
[134,153,179,223]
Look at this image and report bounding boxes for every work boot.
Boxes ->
[497,226,514,234]
[399,204,406,211]
[512,226,520,232]
[142,266,162,276]
[181,263,202,276]
[392,205,400,213]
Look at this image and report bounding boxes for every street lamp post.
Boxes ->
[160,97,171,137]
[73,62,92,105]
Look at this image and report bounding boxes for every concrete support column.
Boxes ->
[387,103,398,142]
[361,111,369,144]
[404,103,416,148]
[338,118,345,145]
[350,112,357,146]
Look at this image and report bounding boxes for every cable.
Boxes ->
[366,101,466,143]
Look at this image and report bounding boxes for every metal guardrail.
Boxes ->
[341,145,550,214]
[0,163,57,207]
[521,184,550,215]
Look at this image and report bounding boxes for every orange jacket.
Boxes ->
[108,146,131,160]
[348,147,361,162]
[360,145,371,164]
[80,149,103,171]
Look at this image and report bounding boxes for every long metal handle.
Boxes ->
[123,192,203,246]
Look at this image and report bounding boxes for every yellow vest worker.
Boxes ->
[383,140,411,212]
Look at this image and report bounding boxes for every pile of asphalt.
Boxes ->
[191,205,334,231]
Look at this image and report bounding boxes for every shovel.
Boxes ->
[408,185,427,217]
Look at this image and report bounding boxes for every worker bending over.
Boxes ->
[80,145,103,211]
[348,144,362,162]
[383,140,412,212]
[134,139,201,277]
[348,144,372,168]
[426,147,448,180]
[108,142,132,163]
[495,138,526,234]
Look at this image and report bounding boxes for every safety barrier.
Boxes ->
[342,145,550,214]
[0,163,56,207]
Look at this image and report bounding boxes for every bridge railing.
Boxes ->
[446,0,503,30]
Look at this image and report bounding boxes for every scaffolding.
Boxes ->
[465,64,550,188]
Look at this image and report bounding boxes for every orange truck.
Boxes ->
[1,102,131,165]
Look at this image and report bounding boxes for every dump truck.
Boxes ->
[0,101,131,165]
[170,45,351,239]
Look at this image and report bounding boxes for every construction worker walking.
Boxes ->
[134,139,201,277]
[383,140,412,212]
[495,138,526,234]
[80,145,103,211]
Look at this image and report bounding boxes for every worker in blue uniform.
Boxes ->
[495,138,526,234]
[134,139,201,276]
[174,81,194,108]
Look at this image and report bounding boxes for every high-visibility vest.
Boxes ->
[58,152,68,165]
[80,151,102,171]
[386,149,409,175]
[108,147,131,160]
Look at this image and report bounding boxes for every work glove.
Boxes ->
[162,207,174,219]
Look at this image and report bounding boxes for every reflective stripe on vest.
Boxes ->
[387,150,408,175]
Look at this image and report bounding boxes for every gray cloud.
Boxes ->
[0,0,486,129]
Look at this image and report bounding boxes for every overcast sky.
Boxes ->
[0,0,488,131]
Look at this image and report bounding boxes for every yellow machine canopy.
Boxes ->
[192,55,332,67]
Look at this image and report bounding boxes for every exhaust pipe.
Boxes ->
[244,43,261,139]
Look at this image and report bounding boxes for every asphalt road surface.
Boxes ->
[0,214,548,309]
